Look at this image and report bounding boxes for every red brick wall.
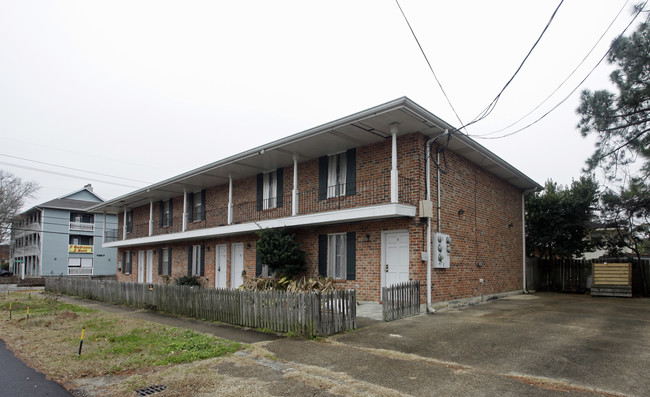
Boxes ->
[115,131,524,303]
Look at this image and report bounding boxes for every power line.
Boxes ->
[0,161,144,189]
[0,153,152,184]
[471,0,630,138]
[394,0,466,130]
[463,0,565,130]
[473,4,647,140]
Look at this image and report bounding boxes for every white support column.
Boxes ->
[148,200,154,236]
[122,207,127,240]
[390,123,399,203]
[228,175,234,225]
[292,155,299,216]
[182,190,188,231]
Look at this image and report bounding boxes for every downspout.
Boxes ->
[426,138,434,313]
[522,192,528,293]
[426,130,449,313]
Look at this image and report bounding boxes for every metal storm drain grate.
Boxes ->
[134,385,167,396]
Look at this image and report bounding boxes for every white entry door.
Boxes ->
[138,250,145,283]
[231,243,244,289]
[215,244,228,289]
[383,231,410,288]
[146,250,154,283]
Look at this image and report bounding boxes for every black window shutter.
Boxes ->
[128,252,132,273]
[122,251,125,274]
[167,248,173,275]
[158,201,163,227]
[200,190,206,221]
[346,148,356,196]
[318,156,328,201]
[276,168,283,208]
[256,248,262,277]
[318,234,327,277]
[346,232,356,280]
[256,173,263,210]
[200,245,205,276]
[158,248,163,275]
[188,193,194,222]
[169,198,173,226]
[187,246,192,275]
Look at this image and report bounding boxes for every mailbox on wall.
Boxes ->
[433,232,451,268]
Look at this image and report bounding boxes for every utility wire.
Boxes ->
[0,153,152,184]
[0,161,145,189]
[473,4,646,140]
[471,0,630,138]
[395,0,466,130]
[463,0,565,130]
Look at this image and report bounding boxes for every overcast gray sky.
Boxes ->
[0,0,643,209]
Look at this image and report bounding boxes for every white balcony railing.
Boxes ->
[68,267,93,275]
[70,221,94,232]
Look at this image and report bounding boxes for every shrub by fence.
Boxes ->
[382,280,420,321]
[45,278,356,337]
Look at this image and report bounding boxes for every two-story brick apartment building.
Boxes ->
[10,185,118,278]
[92,98,541,308]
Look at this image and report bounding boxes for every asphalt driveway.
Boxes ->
[266,293,650,396]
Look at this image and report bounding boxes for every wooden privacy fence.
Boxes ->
[382,280,420,321]
[45,278,356,337]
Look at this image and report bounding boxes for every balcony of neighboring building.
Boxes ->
[69,212,94,232]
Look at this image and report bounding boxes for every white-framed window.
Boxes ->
[263,171,277,210]
[327,233,347,279]
[191,245,202,276]
[125,251,132,274]
[191,191,204,222]
[126,210,133,233]
[69,235,93,245]
[327,152,347,198]
[163,200,172,227]
[161,247,171,275]
[68,258,93,267]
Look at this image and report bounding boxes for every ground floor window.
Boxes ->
[318,232,356,280]
[188,245,204,276]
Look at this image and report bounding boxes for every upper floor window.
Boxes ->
[126,210,133,233]
[256,168,283,211]
[70,212,94,231]
[159,199,173,227]
[188,190,206,222]
[70,235,93,245]
[70,213,93,224]
[318,148,356,200]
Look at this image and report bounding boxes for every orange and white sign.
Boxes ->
[69,245,93,253]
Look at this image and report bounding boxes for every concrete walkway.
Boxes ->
[53,292,650,396]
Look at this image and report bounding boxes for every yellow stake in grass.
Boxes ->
[9,302,11,320]
[26,306,29,321]
[78,327,86,356]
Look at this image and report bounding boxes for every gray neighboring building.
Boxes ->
[10,185,118,278]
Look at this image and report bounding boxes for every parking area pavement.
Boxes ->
[266,293,650,396]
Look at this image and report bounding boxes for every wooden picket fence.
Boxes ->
[45,278,356,337]
[382,280,420,321]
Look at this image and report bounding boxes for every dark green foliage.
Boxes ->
[174,275,202,287]
[526,177,600,259]
[600,177,650,294]
[256,228,306,278]
[577,17,650,179]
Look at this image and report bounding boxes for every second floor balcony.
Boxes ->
[70,221,94,232]
[116,175,420,242]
